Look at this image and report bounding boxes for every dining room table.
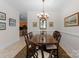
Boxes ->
[29,34,58,58]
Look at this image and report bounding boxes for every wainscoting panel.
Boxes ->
[60,32,79,58]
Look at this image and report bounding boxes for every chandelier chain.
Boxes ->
[42,0,45,13]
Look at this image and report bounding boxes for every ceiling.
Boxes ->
[5,0,69,13]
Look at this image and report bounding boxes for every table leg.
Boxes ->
[41,48,44,58]
[40,46,44,58]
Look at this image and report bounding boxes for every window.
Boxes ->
[39,19,47,29]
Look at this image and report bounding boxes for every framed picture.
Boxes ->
[9,18,16,26]
[33,22,37,27]
[0,12,6,20]
[0,22,6,30]
[49,22,53,27]
[64,12,79,27]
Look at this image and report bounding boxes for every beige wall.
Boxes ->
[27,10,59,35]
[0,0,19,49]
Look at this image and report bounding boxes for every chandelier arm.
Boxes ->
[37,0,49,19]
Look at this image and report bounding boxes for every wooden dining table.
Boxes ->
[30,34,58,58]
[30,34,58,45]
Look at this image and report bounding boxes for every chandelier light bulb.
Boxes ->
[37,0,49,20]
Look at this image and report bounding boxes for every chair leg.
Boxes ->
[49,50,54,58]
[34,52,38,58]
[53,50,59,58]
[57,49,59,58]
[41,49,44,58]
[26,54,28,58]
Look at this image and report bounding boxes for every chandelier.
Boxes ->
[37,0,49,20]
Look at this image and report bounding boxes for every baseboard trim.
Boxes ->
[15,46,26,58]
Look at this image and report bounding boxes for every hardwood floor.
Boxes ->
[15,46,26,58]
[58,46,70,58]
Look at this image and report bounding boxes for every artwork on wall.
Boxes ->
[49,22,53,27]
[9,18,16,26]
[33,22,37,27]
[0,22,6,30]
[64,12,79,27]
[0,12,6,20]
[19,14,27,27]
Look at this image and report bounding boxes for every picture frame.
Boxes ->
[0,22,6,30]
[49,22,53,27]
[33,22,37,27]
[64,12,79,27]
[0,12,6,20]
[9,18,16,26]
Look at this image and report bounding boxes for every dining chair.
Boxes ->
[36,49,54,58]
[46,31,61,58]
[22,29,27,36]
[23,33,38,58]
[23,31,55,58]
[29,32,33,39]
[36,35,54,58]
